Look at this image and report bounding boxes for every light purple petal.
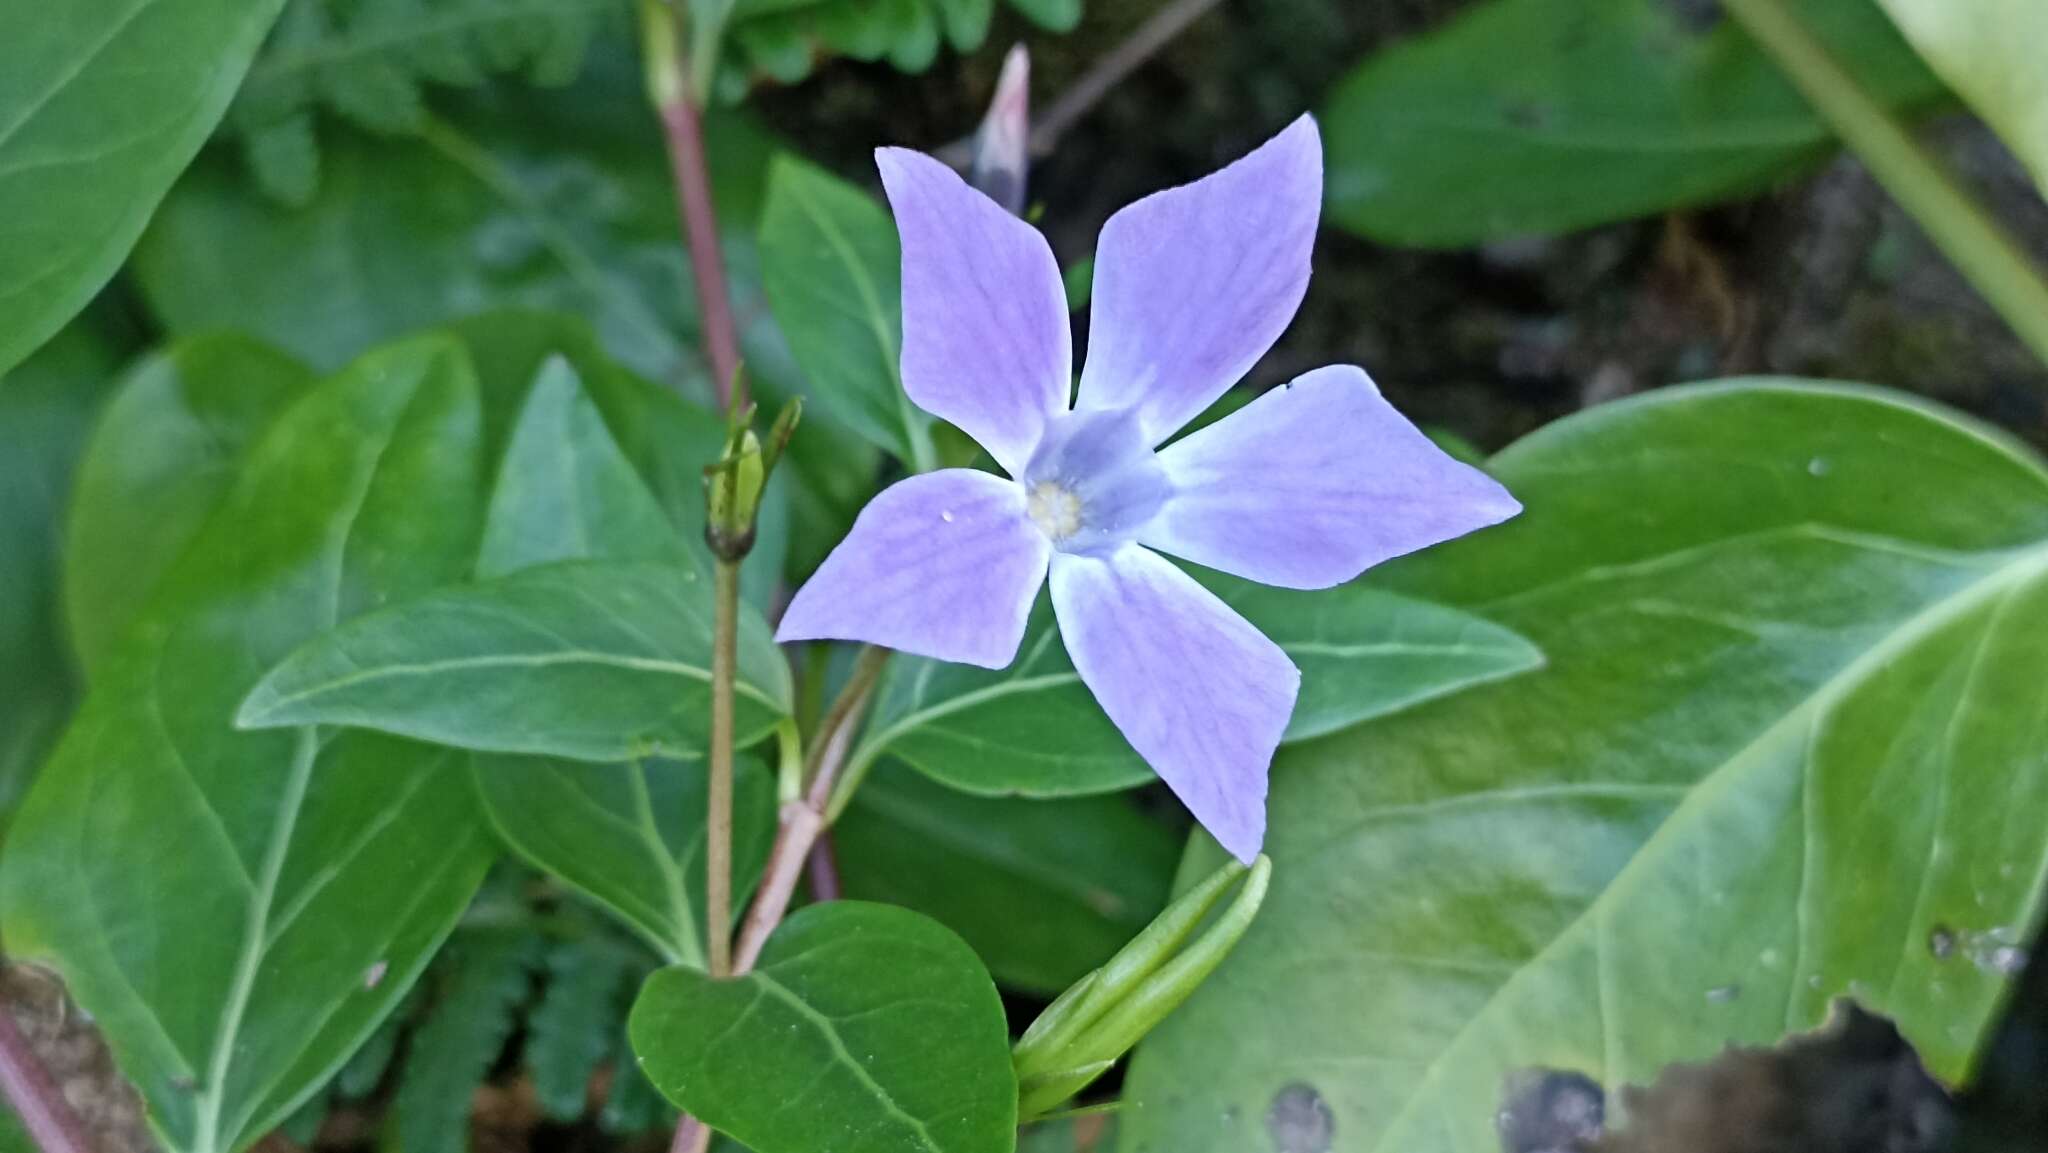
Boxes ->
[1146,365,1521,589]
[1075,115,1321,445]
[777,469,1048,668]
[879,147,1071,476]
[1048,547,1298,862]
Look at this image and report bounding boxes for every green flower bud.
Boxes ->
[1012,854,1272,1121]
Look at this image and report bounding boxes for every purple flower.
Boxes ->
[776,116,1520,861]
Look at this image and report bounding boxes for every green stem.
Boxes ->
[705,559,741,978]
[1720,0,2048,371]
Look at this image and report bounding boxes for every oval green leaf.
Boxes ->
[629,901,1018,1153]
[1322,0,1944,246]
[1121,380,2048,1153]
[0,0,285,375]
[236,560,794,762]
[854,581,1541,797]
[0,337,498,1153]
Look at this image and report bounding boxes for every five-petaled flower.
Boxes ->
[776,116,1520,862]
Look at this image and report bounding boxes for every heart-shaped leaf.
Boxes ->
[1877,0,2048,196]
[0,0,285,375]
[1321,0,1943,245]
[836,762,1181,993]
[0,337,497,1153]
[629,901,1017,1153]
[854,581,1541,797]
[63,335,316,678]
[237,560,794,762]
[759,154,934,468]
[1121,380,2048,1153]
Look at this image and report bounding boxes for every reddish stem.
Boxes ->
[658,95,744,410]
[804,835,842,902]
[0,1006,92,1153]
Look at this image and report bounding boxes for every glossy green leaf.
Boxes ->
[1877,0,2048,196]
[63,335,317,678]
[854,582,1541,797]
[629,901,1017,1153]
[477,356,695,580]
[1122,381,2048,1153]
[446,311,792,607]
[475,755,776,965]
[0,321,124,825]
[835,762,1180,993]
[0,0,284,374]
[0,337,498,1153]
[758,154,933,468]
[238,560,793,762]
[1321,0,1944,246]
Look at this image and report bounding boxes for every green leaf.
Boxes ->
[446,311,792,607]
[238,559,794,761]
[528,938,632,1121]
[1877,0,2048,196]
[474,755,776,964]
[395,928,541,1153]
[855,582,1542,797]
[477,356,696,579]
[0,337,499,1153]
[1321,0,1945,246]
[1121,380,2048,1153]
[63,335,317,679]
[0,0,285,375]
[836,762,1180,994]
[758,154,933,468]
[0,320,124,826]
[629,901,1017,1153]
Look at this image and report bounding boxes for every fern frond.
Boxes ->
[229,0,615,203]
[526,939,632,1122]
[393,929,542,1153]
[719,0,1086,99]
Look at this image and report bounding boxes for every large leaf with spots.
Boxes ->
[1122,381,2048,1152]
[0,338,497,1153]
[0,0,284,375]
[853,581,1540,797]
[1321,0,1944,245]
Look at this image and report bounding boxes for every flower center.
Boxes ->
[1020,408,1171,554]
[1027,482,1084,541]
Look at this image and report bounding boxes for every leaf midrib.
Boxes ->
[1366,537,2048,1151]
[245,648,784,723]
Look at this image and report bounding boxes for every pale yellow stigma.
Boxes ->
[1027,481,1083,541]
